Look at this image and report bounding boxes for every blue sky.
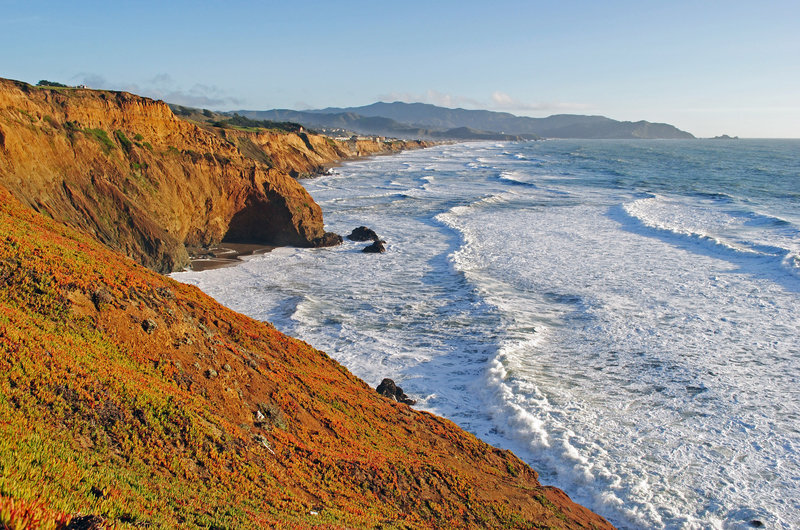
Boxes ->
[2,1,798,137]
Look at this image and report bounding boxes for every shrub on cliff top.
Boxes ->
[36,80,68,88]
[213,114,308,134]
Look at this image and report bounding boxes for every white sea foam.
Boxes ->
[443,190,799,527]
[783,251,800,279]
[497,170,538,187]
[174,140,800,529]
[620,195,800,292]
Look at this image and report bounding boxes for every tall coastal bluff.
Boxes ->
[0,78,427,272]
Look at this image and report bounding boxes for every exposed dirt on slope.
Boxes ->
[219,127,430,178]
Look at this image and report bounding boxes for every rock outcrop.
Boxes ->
[311,231,344,247]
[362,240,386,253]
[376,378,417,405]
[0,78,428,272]
[346,225,380,242]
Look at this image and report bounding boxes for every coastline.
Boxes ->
[308,139,455,178]
[0,80,615,527]
[0,182,614,528]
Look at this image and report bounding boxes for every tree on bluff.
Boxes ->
[37,80,69,88]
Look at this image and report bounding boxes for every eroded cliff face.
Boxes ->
[221,127,430,178]
[0,79,427,272]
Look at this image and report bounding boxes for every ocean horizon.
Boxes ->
[174,139,800,529]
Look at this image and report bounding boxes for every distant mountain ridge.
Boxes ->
[235,101,695,140]
[233,108,533,141]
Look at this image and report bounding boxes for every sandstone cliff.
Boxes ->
[0,78,427,272]
[220,127,428,178]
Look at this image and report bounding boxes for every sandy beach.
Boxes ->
[188,242,275,271]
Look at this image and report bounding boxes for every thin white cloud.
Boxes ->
[377,89,591,114]
[72,72,108,88]
[378,90,483,109]
[70,72,241,108]
[490,91,592,112]
[678,106,800,113]
[149,73,174,86]
[490,91,516,108]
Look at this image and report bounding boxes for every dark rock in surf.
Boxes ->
[311,231,343,247]
[347,226,380,242]
[395,388,416,405]
[376,378,416,405]
[362,240,386,253]
[376,378,397,398]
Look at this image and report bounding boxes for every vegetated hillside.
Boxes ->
[233,109,532,141]
[307,101,696,139]
[168,104,435,169]
[0,185,613,529]
[169,105,307,134]
[0,78,428,273]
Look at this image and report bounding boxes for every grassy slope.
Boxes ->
[0,185,612,529]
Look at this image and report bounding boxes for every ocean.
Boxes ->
[173,139,800,529]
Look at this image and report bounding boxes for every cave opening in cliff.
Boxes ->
[223,196,298,247]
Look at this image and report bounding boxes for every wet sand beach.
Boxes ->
[189,243,275,272]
